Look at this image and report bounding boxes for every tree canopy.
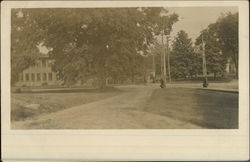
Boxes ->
[196,12,238,78]
[171,30,200,79]
[11,8,178,87]
[196,26,227,79]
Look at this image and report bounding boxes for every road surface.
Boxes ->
[12,85,203,129]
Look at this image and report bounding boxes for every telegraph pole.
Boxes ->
[161,18,167,86]
[163,39,167,84]
[166,36,171,83]
[152,54,156,83]
[161,31,164,80]
[202,32,208,87]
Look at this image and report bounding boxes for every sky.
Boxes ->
[167,6,238,42]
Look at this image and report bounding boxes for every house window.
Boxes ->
[48,73,52,81]
[42,73,47,81]
[25,73,29,81]
[31,73,35,81]
[42,60,46,67]
[37,73,41,81]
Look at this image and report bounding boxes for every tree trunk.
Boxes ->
[97,66,107,89]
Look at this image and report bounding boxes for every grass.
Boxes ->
[207,79,238,89]
[162,79,238,90]
[144,88,238,129]
[11,87,121,121]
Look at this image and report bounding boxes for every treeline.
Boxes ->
[11,8,238,88]
[151,12,238,80]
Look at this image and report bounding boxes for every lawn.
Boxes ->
[11,87,121,121]
[144,88,238,129]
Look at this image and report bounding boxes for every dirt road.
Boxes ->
[12,85,203,129]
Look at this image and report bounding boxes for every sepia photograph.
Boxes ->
[10,6,239,129]
[1,1,249,161]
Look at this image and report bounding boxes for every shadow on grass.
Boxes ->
[194,89,238,129]
[144,88,238,129]
[11,107,39,121]
[11,86,122,122]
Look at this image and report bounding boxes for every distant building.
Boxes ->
[15,54,61,87]
[225,58,236,74]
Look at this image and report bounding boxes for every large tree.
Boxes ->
[11,8,178,88]
[196,26,228,79]
[216,12,238,78]
[195,12,238,79]
[170,30,200,79]
[11,9,45,85]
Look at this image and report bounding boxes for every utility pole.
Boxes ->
[163,41,167,84]
[161,18,167,86]
[201,32,208,87]
[161,32,164,80]
[166,36,171,83]
[152,54,156,83]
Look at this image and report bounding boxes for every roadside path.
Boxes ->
[12,85,203,129]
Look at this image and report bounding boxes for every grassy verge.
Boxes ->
[11,87,121,121]
[144,88,238,129]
